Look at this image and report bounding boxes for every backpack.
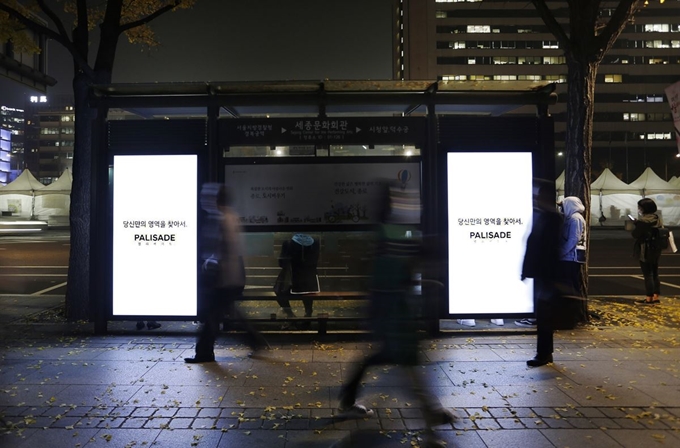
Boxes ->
[650,227,670,251]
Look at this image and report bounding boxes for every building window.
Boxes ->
[493,56,517,64]
[646,95,664,102]
[467,57,476,64]
[543,56,565,64]
[467,25,490,33]
[436,10,447,19]
[493,75,518,81]
[518,56,541,65]
[518,75,542,81]
[623,113,646,121]
[646,40,670,48]
[604,74,623,83]
[645,24,670,32]
[647,133,672,140]
[545,75,567,83]
[448,41,466,49]
[469,75,492,81]
[542,40,559,49]
[442,75,468,81]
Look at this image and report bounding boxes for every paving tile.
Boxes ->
[606,428,680,448]
[10,427,100,448]
[496,417,526,429]
[217,428,288,447]
[541,428,624,448]
[152,428,223,447]
[477,428,554,447]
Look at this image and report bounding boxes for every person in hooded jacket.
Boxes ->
[275,234,320,321]
[631,198,663,304]
[558,196,587,297]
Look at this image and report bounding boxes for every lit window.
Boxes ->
[645,24,670,32]
[436,11,446,19]
[468,57,477,64]
[604,74,623,83]
[542,41,559,49]
[543,56,565,64]
[448,41,466,49]
[493,75,518,81]
[467,25,490,33]
[623,113,645,121]
[518,75,542,81]
[493,56,517,64]
[672,40,680,48]
[442,75,468,81]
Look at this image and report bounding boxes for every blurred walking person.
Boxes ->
[185,184,268,363]
[337,181,454,448]
[522,180,562,367]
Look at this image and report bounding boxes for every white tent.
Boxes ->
[628,167,676,195]
[34,169,72,220]
[0,170,45,218]
[555,170,565,195]
[589,168,641,226]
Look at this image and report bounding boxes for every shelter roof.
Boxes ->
[90,80,558,119]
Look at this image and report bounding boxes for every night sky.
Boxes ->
[1,0,394,107]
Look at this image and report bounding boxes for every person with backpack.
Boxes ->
[631,198,663,304]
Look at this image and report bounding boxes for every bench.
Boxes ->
[235,290,371,335]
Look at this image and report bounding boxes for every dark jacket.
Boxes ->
[280,234,320,294]
[632,213,663,263]
[522,205,562,280]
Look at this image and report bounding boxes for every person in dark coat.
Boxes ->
[522,179,562,367]
[631,197,663,304]
[185,184,269,363]
[275,234,320,319]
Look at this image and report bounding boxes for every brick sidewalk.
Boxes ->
[2,296,680,447]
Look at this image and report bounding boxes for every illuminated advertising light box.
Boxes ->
[447,152,534,315]
[112,154,197,316]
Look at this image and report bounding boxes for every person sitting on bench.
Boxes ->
[275,233,320,319]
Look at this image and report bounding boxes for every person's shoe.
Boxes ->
[337,403,374,418]
[136,321,145,330]
[425,407,457,426]
[636,297,660,304]
[490,319,504,326]
[514,318,537,327]
[456,319,476,327]
[147,321,161,330]
[184,355,215,363]
[527,354,553,367]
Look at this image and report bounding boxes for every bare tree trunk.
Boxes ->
[565,55,597,323]
[66,72,94,321]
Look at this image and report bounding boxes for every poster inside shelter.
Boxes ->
[224,163,421,225]
[112,154,197,316]
[447,152,534,315]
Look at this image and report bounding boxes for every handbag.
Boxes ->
[663,229,678,254]
[273,264,292,296]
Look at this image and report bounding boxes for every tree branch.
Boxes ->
[593,0,641,55]
[531,0,571,52]
[0,2,95,78]
[118,0,182,34]
[35,0,70,43]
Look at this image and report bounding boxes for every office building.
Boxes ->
[399,0,680,181]
[0,104,26,176]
